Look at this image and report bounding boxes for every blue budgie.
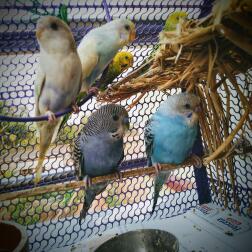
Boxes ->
[72,104,129,223]
[144,92,201,214]
[34,16,82,184]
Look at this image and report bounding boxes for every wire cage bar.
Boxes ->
[0,1,251,251]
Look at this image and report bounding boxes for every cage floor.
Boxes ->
[49,203,252,252]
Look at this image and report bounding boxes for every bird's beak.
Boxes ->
[129,29,136,42]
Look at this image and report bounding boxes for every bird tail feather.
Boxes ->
[34,121,59,184]
[51,117,63,143]
[79,182,108,224]
[151,171,171,215]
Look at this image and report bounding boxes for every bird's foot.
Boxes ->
[45,110,57,123]
[71,103,79,114]
[154,163,162,175]
[83,175,92,188]
[115,171,123,183]
[34,170,42,186]
[79,206,88,225]
[88,86,99,95]
[191,154,202,168]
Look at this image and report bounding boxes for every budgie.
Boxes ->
[163,11,188,32]
[34,16,82,184]
[143,11,188,64]
[77,18,136,94]
[95,51,134,91]
[144,92,200,214]
[57,19,135,135]
[58,51,133,136]
[72,104,129,223]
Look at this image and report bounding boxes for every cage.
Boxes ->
[0,0,251,251]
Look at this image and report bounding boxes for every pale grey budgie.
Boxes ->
[34,16,82,184]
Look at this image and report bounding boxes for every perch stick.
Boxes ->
[203,108,249,165]
[0,157,198,201]
[126,92,147,111]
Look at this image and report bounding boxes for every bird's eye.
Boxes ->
[50,22,58,31]
[124,24,130,31]
[184,103,191,109]
[125,56,129,60]
[113,114,119,121]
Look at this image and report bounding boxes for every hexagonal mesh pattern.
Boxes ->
[0,1,251,251]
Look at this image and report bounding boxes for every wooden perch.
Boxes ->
[1,144,250,202]
[0,157,198,201]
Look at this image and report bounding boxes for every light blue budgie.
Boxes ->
[72,104,129,223]
[144,92,201,214]
[77,18,136,94]
[34,16,82,184]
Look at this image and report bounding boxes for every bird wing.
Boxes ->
[144,118,155,165]
[93,62,111,90]
[78,37,100,92]
[34,67,46,117]
[83,52,99,81]
[73,136,86,180]
[116,145,125,171]
[54,73,82,140]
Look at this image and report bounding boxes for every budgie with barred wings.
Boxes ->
[34,16,82,184]
[73,104,129,223]
[144,93,200,214]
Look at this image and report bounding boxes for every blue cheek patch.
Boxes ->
[187,112,193,118]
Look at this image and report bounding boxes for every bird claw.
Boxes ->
[45,111,57,123]
[115,171,123,182]
[83,175,92,188]
[154,163,162,175]
[72,103,79,114]
[34,170,42,186]
[88,86,99,95]
[191,154,202,168]
[79,206,88,225]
